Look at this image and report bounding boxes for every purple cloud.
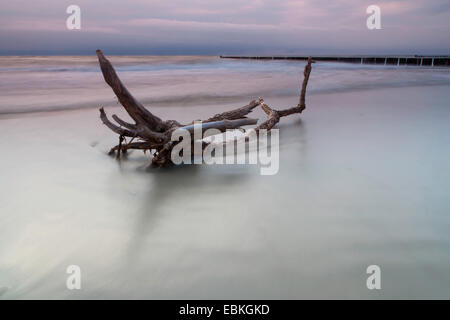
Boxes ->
[0,0,449,54]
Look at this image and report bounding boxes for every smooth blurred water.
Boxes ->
[1,55,450,113]
[0,56,450,299]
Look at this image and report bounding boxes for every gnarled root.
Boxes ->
[96,50,312,167]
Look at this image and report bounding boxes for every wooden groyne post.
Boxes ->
[220,55,450,67]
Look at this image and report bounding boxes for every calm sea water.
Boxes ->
[0,56,450,299]
[1,55,450,113]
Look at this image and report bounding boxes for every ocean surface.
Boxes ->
[1,56,450,299]
[1,55,450,114]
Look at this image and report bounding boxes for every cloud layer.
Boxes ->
[0,0,449,54]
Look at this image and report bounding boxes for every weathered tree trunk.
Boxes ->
[96,50,312,167]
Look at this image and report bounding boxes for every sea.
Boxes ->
[1,55,450,299]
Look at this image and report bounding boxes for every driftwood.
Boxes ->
[96,50,312,167]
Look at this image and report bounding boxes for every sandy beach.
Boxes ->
[1,57,450,299]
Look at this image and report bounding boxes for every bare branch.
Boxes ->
[178,118,258,134]
[205,99,261,122]
[255,57,312,130]
[96,50,167,131]
[112,114,138,130]
[99,108,135,137]
[299,56,312,109]
[255,101,280,131]
[278,56,312,116]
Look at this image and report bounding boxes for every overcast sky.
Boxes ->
[1,0,449,55]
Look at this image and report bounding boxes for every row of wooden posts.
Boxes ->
[220,55,450,67]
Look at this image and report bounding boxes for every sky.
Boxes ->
[0,0,449,55]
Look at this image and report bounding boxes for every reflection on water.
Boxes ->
[124,165,252,265]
